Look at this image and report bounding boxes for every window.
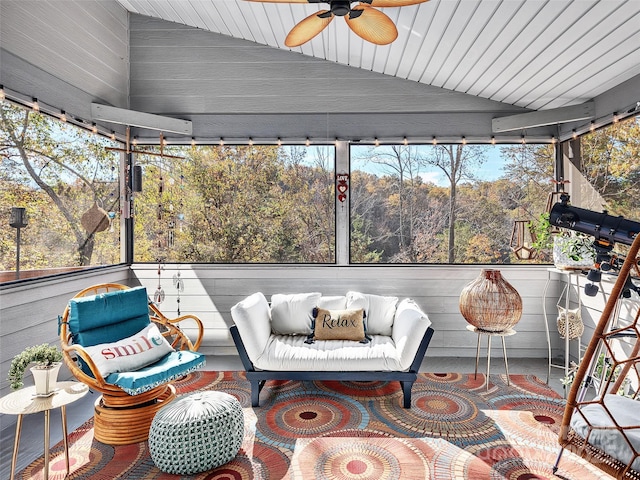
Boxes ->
[350,143,554,264]
[0,103,122,282]
[133,145,335,263]
[574,114,639,220]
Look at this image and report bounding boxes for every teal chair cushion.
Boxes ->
[105,351,206,395]
[68,287,150,347]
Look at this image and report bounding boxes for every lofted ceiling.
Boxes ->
[115,0,640,111]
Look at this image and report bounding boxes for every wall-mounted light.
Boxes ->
[277,137,282,146]
[305,137,310,146]
[491,136,496,145]
[0,85,5,101]
[191,137,196,147]
[432,136,437,145]
[403,136,408,145]
[32,98,39,112]
[248,137,253,146]
[219,137,224,146]
[59,110,67,122]
[374,137,379,146]
[461,136,467,145]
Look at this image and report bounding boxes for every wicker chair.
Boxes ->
[59,283,205,445]
[555,234,640,479]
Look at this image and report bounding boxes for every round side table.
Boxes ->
[466,325,516,390]
[0,381,89,480]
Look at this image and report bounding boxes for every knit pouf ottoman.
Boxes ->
[148,391,244,475]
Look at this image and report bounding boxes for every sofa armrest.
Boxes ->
[392,298,433,370]
[230,292,272,363]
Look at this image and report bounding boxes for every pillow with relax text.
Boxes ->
[82,323,174,378]
[312,307,366,342]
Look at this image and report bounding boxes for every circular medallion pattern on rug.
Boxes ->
[200,444,290,480]
[378,384,497,446]
[313,380,403,400]
[256,390,369,450]
[291,437,432,480]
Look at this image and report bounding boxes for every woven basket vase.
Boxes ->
[459,269,523,332]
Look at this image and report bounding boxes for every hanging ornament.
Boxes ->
[154,262,165,304]
[509,219,538,260]
[81,202,110,233]
[336,173,349,203]
[107,211,116,232]
[173,271,184,315]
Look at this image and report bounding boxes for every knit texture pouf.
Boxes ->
[148,391,244,475]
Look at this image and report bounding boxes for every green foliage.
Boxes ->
[133,145,335,263]
[0,103,121,272]
[8,343,63,390]
[1,100,637,269]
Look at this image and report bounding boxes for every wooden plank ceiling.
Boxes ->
[116,0,640,111]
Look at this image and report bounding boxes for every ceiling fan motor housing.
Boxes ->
[330,0,352,16]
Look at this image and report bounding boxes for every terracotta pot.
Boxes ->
[459,269,522,332]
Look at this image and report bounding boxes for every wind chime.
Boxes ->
[151,134,186,308]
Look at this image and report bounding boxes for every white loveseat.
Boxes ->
[229,291,434,408]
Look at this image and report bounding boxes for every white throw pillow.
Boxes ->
[83,323,174,378]
[346,291,398,336]
[317,295,347,310]
[270,292,321,335]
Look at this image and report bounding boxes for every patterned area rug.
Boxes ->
[18,371,612,479]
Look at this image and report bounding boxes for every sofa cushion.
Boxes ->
[82,323,174,378]
[254,334,403,372]
[317,295,347,310]
[313,308,366,341]
[270,292,321,335]
[106,350,206,395]
[346,292,398,336]
[230,292,272,362]
[68,286,151,347]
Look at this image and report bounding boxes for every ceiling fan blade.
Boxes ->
[285,10,334,47]
[363,0,429,6]
[345,5,397,45]
[244,0,312,3]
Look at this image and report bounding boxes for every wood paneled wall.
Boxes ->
[0,266,131,400]
[129,264,563,358]
[127,14,548,143]
[2,263,635,404]
[0,0,129,120]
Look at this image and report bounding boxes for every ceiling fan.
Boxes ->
[245,0,429,47]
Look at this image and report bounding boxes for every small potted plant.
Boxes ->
[529,212,595,268]
[8,343,63,394]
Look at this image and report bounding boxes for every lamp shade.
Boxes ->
[459,269,522,332]
[9,207,28,228]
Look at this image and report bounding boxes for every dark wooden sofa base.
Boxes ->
[230,325,434,408]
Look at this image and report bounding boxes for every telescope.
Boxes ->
[549,194,640,297]
[549,194,640,248]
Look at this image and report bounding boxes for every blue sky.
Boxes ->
[351,144,508,187]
